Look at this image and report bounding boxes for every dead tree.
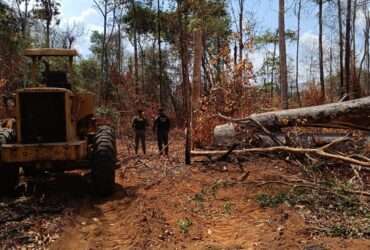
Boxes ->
[218,96,370,131]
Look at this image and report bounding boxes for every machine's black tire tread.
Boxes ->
[0,129,18,195]
[91,126,116,196]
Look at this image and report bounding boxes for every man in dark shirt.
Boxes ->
[132,110,148,155]
[153,109,171,155]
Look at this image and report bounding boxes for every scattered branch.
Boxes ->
[192,137,370,171]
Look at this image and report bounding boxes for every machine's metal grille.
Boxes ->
[19,92,66,144]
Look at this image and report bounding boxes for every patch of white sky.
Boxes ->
[8,0,369,84]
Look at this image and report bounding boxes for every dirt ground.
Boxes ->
[2,136,370,249]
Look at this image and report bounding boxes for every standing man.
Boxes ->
[132,110,148,155]
[153,108,171,155]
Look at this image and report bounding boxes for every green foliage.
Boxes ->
[0,2,22,49]
[33,0,61,22]
[255,29,297,46]
[177,218,192,233]
[122,2,156,36]
[204,179,229,197]
[256,192,288,208]
[96,106,120,125]
[90,30,103,60]
[75,58,100,91]
[223,201,233,215]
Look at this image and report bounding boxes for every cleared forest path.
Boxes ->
[50,138,370,250]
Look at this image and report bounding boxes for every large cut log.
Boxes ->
[219,96,370,131]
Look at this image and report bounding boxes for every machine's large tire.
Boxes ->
[91,126,116,196]
[0,129,19,195]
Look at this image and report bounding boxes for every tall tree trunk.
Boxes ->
[132,0,139,96]
[192,29,203,110]
[157,0,164,108]
[352,0,360,98]
[23,0,29,38]
[234,40,237,66]
[318,0,325,102]
[295,0,302,107]
[345,0,352,97]
[98,1,108,103]
[238,0,244,63]
[46,19,51,48]
[358,5,369,89]
[117,16,122,72]
[138,38,145,94]
[271,34,277,99]
[103,1,108,102]
[216,37,221,83]
[329,45,334,101]
[279,0,288,109]
[177,0,191,164]
[337,0,344,96]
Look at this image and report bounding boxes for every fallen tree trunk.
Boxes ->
[191,137,370,171]
[219,96,370,131]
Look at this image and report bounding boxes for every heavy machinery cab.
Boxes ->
[24,48,77,89]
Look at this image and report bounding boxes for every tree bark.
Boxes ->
[295,0,302,106]
[358,5,369,88]
[329,45,334,101]
[192,29,203,110]
[279,0,288,109]
[132,0,139,96]
[345,0,352,97]
[157,0,164,108]
[337,0,344,96]
[177,0,192,164]
[238,0,244,63]
[351,0,360,98]
[318,0,325,102]
[219,96,370,131]
[271,32,278,99]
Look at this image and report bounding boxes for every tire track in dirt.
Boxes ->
[51,140,370,250]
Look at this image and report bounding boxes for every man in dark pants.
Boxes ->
[153,109,170,155]
[132,110,148,155]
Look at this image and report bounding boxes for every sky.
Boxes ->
[54,0,319,56]
[8,0,363,82]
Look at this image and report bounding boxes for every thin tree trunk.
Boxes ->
[46,19,51,48]
[279,0,288,109]
[99,1,108,103]
[234,40,237,66]
[216,37,221,83]
[352,0,360,98]
[271,32,278,99]
[318,0,325,102]
[238,0,244,63]
[345,0,352,97]
[295,0,302,107]
[358,8,369,86]
[24,0,29,38]
[138,37,145,94]
[177,0,191,164]
[192,29,203,110]
[117,15,122,72]
[330,45,334,101]
[337,0,344,96]
[157,0,164,107]
[132,0,139,96]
